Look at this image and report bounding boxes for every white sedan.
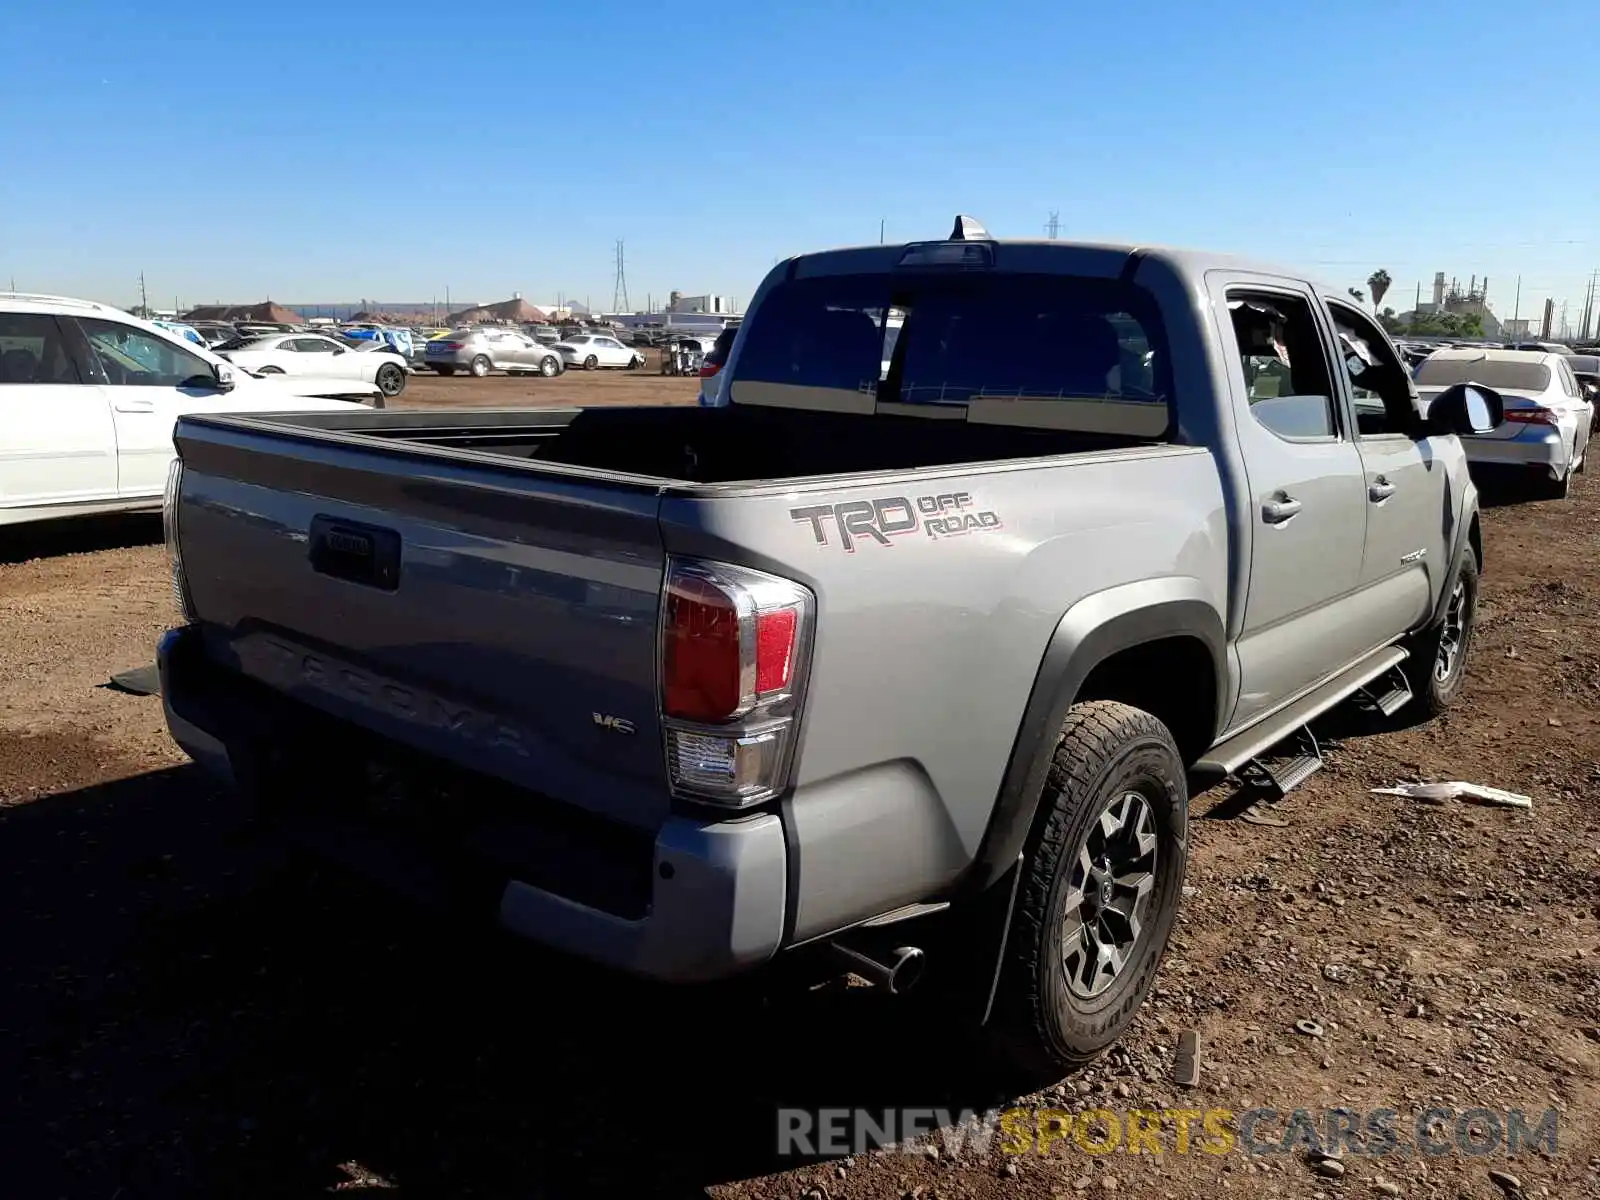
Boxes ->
[553,333,646,371]
[1,294,378,528]
[1414,348,1593,499]
[217,333,411,399]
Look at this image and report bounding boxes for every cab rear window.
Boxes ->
[731,273,1171,437]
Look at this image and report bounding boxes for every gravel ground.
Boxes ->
[0,377,1596,1199]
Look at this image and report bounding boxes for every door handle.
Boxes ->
[1262,495,1302,524]
[113,399,156,413]
[1369,478,1396,502]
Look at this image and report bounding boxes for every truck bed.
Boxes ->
[247,404,1154,485]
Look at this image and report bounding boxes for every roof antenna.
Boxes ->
[949,214,989,241]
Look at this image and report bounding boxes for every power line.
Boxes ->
[612,240,629,313]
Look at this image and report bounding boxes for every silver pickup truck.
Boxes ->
[156,217,1503,1079]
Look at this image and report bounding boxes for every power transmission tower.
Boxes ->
[1045,211,1060,239]
[613,240,630,313]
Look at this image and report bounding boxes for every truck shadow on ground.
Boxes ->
[0,765,1016,1198]
[0,513,162,564]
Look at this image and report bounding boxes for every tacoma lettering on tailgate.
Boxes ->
[789,492,1003,552]
[254,637,533,756]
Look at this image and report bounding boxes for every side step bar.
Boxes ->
[1360,665,1415,718]
[1195,645,1409,781]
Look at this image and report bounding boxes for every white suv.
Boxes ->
[0,293,381,527]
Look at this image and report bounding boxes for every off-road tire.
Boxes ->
[986,700,1188,1083]
[1402,551,1479,717]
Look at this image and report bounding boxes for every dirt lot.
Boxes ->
[1,373,1597,1199]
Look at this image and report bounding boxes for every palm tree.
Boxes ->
[1367,270,1392,313]
[1348,287,1365,303]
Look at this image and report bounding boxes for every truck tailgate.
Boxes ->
[173,417,672,833]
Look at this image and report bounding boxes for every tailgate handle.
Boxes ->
[309,515,402,591]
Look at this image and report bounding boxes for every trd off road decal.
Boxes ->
[789,491,1003,552]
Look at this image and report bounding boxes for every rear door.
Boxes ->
[75,316,226,500]
[1211,277,1371,729]
[487,332,520,369]
[0,312,118,511]
[1554,356,1593,456]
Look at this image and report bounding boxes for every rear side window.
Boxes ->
[1414,358,1551,392]
[1227,292,1338,440]
[0,313,83,384]
[733,274,1172,437]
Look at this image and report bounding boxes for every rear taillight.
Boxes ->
[698,363,721,378]
[162,457,195,621]
[660,558,813,807]
[435,341,462,351]
[1503,407,1559,427]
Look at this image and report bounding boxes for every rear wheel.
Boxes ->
[539,356,559,377]
[376,363,406,397]
[1403,551,1479,716]
[469,355,491,378]
[985,701,1188,1083]
[1530,465,1572,500]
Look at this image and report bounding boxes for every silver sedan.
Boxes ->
[424,329,565,378]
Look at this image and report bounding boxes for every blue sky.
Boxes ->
[3,0,1596,325]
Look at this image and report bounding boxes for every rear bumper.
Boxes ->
[157,624,788,982]
[1464,426,1572,479]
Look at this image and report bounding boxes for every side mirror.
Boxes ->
[1429,382,1502,436]
[214,362,237,392]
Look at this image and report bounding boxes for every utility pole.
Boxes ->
[879,218,885,244]
[1512,275,1521,323]
[138,271,149,316]
[612,239,630,313]
[1045,211,1060,239]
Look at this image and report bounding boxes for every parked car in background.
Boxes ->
[1414,348,1591,498]
[150,320,207,347]
[525,324,562,345]
[186,321,242,348]
[553,332,646,370]
[696,324,740,405]
[216,332,411,399]
[424,328,564,377]
[0,293,378,526]
[340,323,416,360]
[1564,353,1600,418]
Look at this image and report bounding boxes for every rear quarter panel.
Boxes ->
[661,448,1227,939]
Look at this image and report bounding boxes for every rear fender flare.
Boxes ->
[959,578,1226,898]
